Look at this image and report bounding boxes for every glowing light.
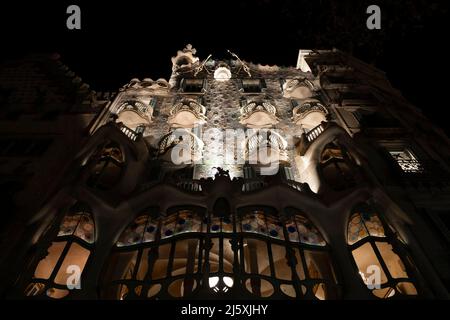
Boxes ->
[214,67,231,82]
[209,276,219,288]
[223,276,234,287]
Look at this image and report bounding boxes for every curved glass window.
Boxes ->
[24,204,95,299]
[348,205,419,298]
[238,208,338,300]
[102,207,338,300]
[102,208,205,299]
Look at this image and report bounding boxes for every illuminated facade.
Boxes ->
[2,46,450,300]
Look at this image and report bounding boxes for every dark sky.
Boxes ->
[1,0,449,134]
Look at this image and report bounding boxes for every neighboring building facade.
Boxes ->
[2,46,450,300]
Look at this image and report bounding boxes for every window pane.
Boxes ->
[143,217,159,243]
[176,210,202,234]
[54,242,90,285]
[375,242,409,279]
[209,238,220,273]
[172,239,200,276]
[151,244,171,279]
[304,250,336,282]
[136,248,150,281]
[286,215,326,246]
[58,215,81,237]
[293,248,306,280]
[242,239,270,276]
[352,242,388,285]
[364,213,385,238]
[396,282,417,295]
[266,215,284,240]
[34,241,66,279]
[245,278,274,297]
[161,214,177,239]
[271,244,291,280]
[348,213,369,245]
[223,238,234,273]
[105,250,138,281]
[240,211,267,236]
[210,217,221,233]
[222,216,234,233]
[117,216,148,247]
[46,287,69,299]
[74,214,95,243]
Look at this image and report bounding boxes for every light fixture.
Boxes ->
[223,276,234,287]
[214,66,231,82]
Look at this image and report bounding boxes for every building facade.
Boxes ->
[2,46,450,300]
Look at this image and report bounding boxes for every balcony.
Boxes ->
[115,100,153,130]
[158,129,204,164]
[292,99,328,131]
[168,99,207,128]
[244,130,288,164]
[117,122,142,141]
[239,101,279,128]
[296,121,335,156]
[282,79,315,99]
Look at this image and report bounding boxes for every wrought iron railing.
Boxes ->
[118,123,140,141]
[176,179,203,192]
[242,177,268,192]
[306,122,325,142]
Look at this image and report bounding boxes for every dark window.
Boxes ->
[240,79,266,93]
[348,204,419,298]
[181,79,205,93]
[359,112,401,129]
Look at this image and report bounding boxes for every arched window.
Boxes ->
[238,208,338,300]
[87,141,125,190]
[102,208,206,299]
[319,142,356,191]
[347,204,419,298]
[102,207,338,300]
[24,203,95,299]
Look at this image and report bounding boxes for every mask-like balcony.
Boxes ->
[158,129,204,164]
[239,101,279,128]
[115,100,153,131]
[168,99,207,128]
[282,79,315,99]
[244,130,288,165]
[292,99,328,131]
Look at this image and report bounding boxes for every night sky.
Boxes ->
[1,0,449,134]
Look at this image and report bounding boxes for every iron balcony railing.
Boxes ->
[306,122,325,142]
[117,122,140,141]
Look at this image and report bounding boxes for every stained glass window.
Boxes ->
[239,210,284,240]
[286,215,326,246]
[348,205,418,298]
[25,203,95,299]
[117,215,159,247]
[58,212,95,244]
[210,216,234,233]
[347,211,385,245]
[161,210,205,239]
